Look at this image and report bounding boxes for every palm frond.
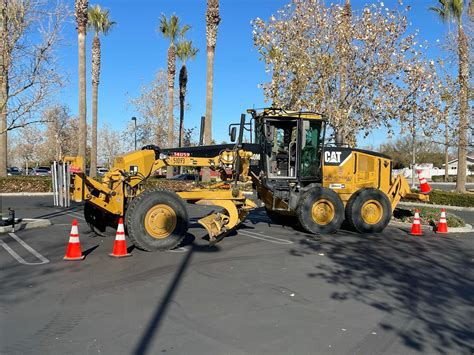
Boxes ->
[429,0,451,22]
[176,40,199,64]
[159,13,191,44]
[451,0,464,21]
[87,4,116,36]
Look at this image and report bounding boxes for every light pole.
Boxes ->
[131,116,137,151]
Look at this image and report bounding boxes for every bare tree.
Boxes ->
[41,104,78,162]
[0,0,67,176]
[126,70,175,150]
[98,123,123,167]
[253,1,442,146]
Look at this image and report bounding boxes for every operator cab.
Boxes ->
[250,109,325,185]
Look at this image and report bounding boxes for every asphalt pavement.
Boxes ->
[0,196,473,355]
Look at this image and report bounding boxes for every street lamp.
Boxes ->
[131,116,137,151]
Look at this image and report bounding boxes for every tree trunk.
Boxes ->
[203,46,215,182]
[0,0,8,177]
[411,132,416,189]
[90,36,100,178]
[166,45,175,179]
[444,106,449,182]
[178,64,187,148]
[91,82,98,177]
[456,26,468,193]
[78,31,87,172]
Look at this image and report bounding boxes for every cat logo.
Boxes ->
[324,150,352,166]
[324,151,342,164]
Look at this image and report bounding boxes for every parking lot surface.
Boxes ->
[1,196,473,354]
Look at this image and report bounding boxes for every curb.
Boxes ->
[389,220,473,234]
[0,192,53,197]
[0,218,51,233]
[398,201,474,212]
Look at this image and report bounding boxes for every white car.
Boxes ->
[97,167,109,176]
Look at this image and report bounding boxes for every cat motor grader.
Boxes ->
[53,108,427,251]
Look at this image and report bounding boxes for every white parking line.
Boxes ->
[0,233,50,265]
[238,230,293,245]
[70,211,86,222]
[168,247,189,253]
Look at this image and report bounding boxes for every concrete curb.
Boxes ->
[398,201,474,212]
[389,220,473,234]
[0,192,53,197]
[0,218,51,234]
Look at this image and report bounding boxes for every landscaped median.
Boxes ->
[393,206,466,228]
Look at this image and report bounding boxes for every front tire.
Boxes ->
[345,188,391,233]
[125,189,189,251]
[297,187,344,234]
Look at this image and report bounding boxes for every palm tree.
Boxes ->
[203,0,221,182]
[159,14,189,178]
[75,0,88,171]
[87,5,115,178]
[430,0,472,192]
[176,40,198,148]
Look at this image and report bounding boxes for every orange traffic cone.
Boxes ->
[109,218,131,258]
[437,208,448,234]
[64,219,85,260]
[417,170,431,194]
[410,209,423,236]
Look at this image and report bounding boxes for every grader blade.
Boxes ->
[197,213,230,244]
[195,198,256,245]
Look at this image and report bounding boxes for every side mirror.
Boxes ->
[230,127,237,142]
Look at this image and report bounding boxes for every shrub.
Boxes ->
[0,176,52,193]
[394,206,465,228]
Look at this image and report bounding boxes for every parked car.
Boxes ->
[32,168,50,176]
[170,173,198,181]
[7,167,21,176]
[97,167,109,176]
[38,166,51,174]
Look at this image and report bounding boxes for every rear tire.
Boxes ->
[345,188,391,233]
[297,187,344,234]
[125,189,189,251]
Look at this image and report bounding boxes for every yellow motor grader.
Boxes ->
[53,108,427,251]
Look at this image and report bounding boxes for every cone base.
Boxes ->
[436,230,448,234]
[109,253,132,258]
[63,255,85,261]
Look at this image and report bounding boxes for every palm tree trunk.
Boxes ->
[202,47,215,182]
[0,0,8,177]
[166,45,175,178]
[444,106,449,181]
[91,82,98,177]
[456,26,468,193]
[178,64,187,148]
[78,30,87,172]
[204,47,215,147]
[90,36,100,178]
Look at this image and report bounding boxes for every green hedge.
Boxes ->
[0,176,52,193]
[431,175,474,182]
[428,189,474,208]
